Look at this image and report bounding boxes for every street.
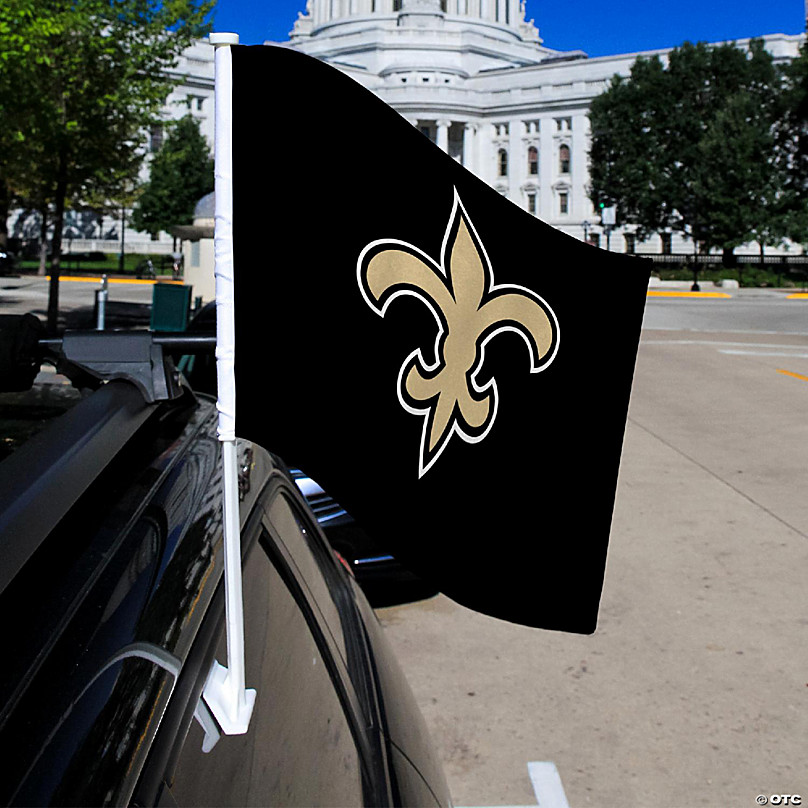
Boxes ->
[377,291,808,807]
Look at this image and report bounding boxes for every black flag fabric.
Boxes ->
[229,44,649,633]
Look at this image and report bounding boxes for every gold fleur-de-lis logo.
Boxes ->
[357,190,559,477]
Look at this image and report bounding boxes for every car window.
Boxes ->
[167,530,368,807]
[263,491,348,648]
[261,489,375,724]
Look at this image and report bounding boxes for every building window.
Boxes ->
[555,117,572,132]
[498,148,508,177]
[559,144,570,174]
[527,146,538,175]
[624,233,636,254]
[559,192,569,215]
[149,125,163,153]
[190,240,200,268]
[184,94,205,113]
[660,232,672,255]
[527,192,536,215]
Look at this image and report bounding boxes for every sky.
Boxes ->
[211,0,804,56]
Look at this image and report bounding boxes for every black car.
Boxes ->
[0,323,450,806]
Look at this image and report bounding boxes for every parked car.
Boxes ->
[0,249,18,276]
[181,302,438,607]
[0,323,450,806]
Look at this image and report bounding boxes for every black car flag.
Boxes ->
[228,44,648,633]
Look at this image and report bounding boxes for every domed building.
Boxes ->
[279,0,803,253]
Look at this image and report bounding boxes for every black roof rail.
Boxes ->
[0,380,156,597]
[40,331,217,404]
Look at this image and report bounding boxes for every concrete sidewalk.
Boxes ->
[377,330,808,807]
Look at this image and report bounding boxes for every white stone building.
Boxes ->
[277,0,803,255]
[16,3,802,262]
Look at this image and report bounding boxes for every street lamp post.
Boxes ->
[118,208,126,274]
[582,220,591,243]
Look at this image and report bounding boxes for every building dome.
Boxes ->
[286,0,559,79]
[290,0,541,44]
[194,191,215,222]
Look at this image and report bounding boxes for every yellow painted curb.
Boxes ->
[785,293,808,300]
[647,290,732,299]
[48,276,183,286]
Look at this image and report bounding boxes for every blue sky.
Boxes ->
[211,0,804,56]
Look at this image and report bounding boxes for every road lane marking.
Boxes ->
[643,338,808,359]
[645,339,808,352]
[528,762,570,808]
[777,369,808,383]
[786,293,808,300]
[647,339,801,347]
[719,349,808,358]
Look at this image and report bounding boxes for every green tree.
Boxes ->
[777,43,808,246]
[589,39,786,258]
[0,0,212,331]
[132,115,214,239]
[0,0,61,250]
[588,55,674,241]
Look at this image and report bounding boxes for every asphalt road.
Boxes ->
[377,290,808,808]
[0,274,157,329]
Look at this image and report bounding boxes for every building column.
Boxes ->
[437,119,451,153]
[571,113,588,222]
[508,119,520,203]
[462,122,477,171]
[539,115,553,220]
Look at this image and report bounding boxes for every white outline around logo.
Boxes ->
[357,189,560,477]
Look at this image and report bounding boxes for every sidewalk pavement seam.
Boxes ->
[627,416,808,543]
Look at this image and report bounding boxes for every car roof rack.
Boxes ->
[40,331,217,403]
[0,323,217,597]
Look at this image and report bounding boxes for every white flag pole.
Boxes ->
[203,31,256,737]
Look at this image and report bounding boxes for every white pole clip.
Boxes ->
[203,31,257,740]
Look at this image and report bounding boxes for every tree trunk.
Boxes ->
[0,177,9,251]
[37,208,49,277]
[46,155,68,334]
